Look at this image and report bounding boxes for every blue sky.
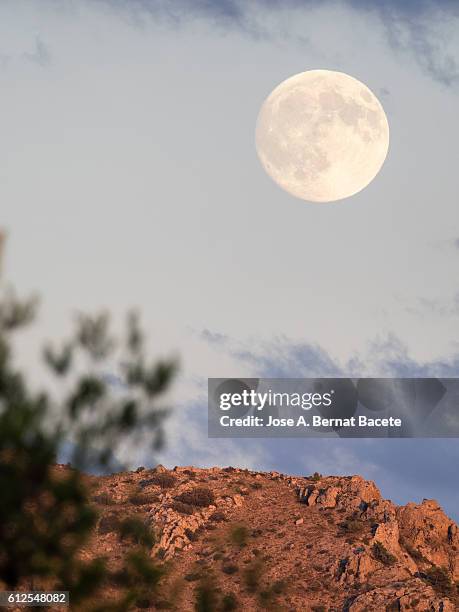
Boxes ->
[0,0,458,520]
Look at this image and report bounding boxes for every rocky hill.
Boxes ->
[77,464,459,611]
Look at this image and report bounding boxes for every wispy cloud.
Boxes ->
[201,329,459,378]
[405,294,459,318]
[100,0,459,86]
[199,328,230,347]
[374,3,459,86]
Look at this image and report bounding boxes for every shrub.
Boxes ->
[170,500,195,515]
[175,487,215,507]
[271,580,287,594]
[156,601,173,609]
[148,473,177,489]
[221,593,238,611]
[98,514,121,534]
[118,517,154,548]
[372,542,396,566]
[91,492,116,505]
[129,491,159,506]
[222,564,238,575]
[406,545,425,562]
[243,560,263,593]
[258,578,287,605]
[421,566,453,596]
[135,596,152,609]
[340,519,363,534]
[209,511,226,523]
[194,578,219,612]
[399,537,426,562]
[310,472,322,481]
[258,590,272,605]
[230,525,250,547]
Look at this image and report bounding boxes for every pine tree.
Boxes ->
[0,244,177,609]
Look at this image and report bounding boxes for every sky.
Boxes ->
[0,0,458,519]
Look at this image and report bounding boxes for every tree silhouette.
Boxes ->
[0,270,177,610]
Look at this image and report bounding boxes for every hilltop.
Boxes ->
[70,464,459,611]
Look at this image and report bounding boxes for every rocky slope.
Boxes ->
[79,464,459,611]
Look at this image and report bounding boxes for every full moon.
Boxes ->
[255,70,389,203]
